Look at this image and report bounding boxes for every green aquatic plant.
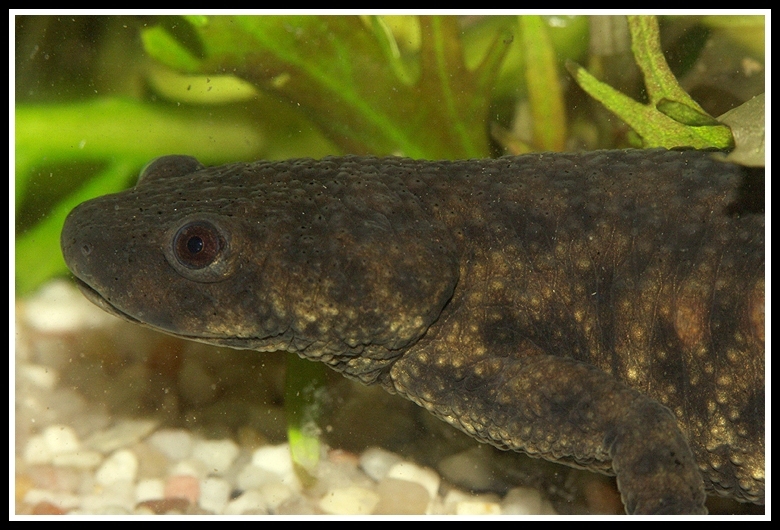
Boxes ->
[566,16,734,149]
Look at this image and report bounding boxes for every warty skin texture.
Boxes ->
[61,149,764,514]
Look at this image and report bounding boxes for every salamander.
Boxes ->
[60,149,764,514]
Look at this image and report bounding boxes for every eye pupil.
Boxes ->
[187,236,204,255]
[173,221,224,269]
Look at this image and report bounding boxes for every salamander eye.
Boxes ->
[164,218,236,283]
[173,221,223,269]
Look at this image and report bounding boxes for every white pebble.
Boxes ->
[192,438,239,474]
[43,424,80,455]
[319,485,380,515]
[24,435,52,464]
[24,280,115,332]
[236,461,287,490]
[19,364,58,390]
[437,446,499,491]
[80,480,136,513]
[170,458,209,480]
[386,461,440,501]
[359,447,403,481]
[442,489,481,514]
[199,477,231,514]
[147,429,193,461]
[135,478,165,503]
[258,483,293,511]
[374,477,430,515]
[502,486,556,515]
[251,444,297,485]
[95,449,138,485]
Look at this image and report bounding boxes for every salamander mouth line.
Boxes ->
[73,277,141,325]
[72,276,230,343]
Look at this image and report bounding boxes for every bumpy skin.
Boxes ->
[61,150,764,514]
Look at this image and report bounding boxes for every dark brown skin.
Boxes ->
[61,149,764,514]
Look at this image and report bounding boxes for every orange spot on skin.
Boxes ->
[673,295,706,349]
[749,280,764,345]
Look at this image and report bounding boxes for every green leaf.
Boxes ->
[145,65,259,104]
[567,15,734,150]
[627,16,707,113]
[284,353,329,484]
[141,25,203,73]
[520,15,567,151]
[15,98,263,178]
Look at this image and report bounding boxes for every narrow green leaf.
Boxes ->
[145,66,259,105]
[520,15,566,151]
[626,16,706,112]
[470,21,516,96]
[285,353,328,485]
[15,98,263,173]
[419,16,483,158]
[141,25,202,73]
[367,16,417,87]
